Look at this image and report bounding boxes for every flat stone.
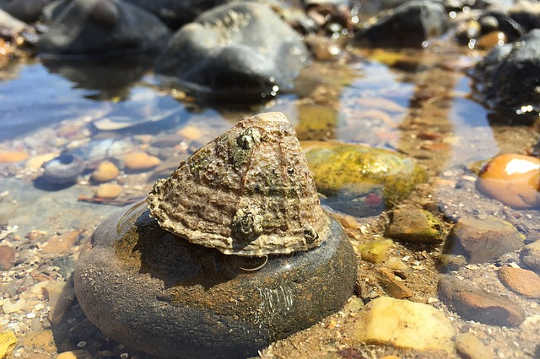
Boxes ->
[446,216,524,263]
[352,296,455,354]
[0,245,15,270]
[123,152,160,171]
[0,151,28,163]
[521,240,540,273]
[74,202,356,359]
[95,183,122,199]
[498,266,540,298]
[375,267,412,299]
[42,231,80,255]
[42,280,75,325]
[438,276,525,327]
[455,332,493,359]
[385,205,443,243]
[91,161,119,182]
[358,239,393,264]
[0,331,16,359]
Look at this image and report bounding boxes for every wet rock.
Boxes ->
[0,245,15,270]
[498,266,540,298]
[177,125,204,141]
[57,351,92,359]
[354,0,447,48]
[476,31,506,50]
[473,29,540,116]
[0,8,27,35]
[521,240,540,273]
[303,141,427,217]
[0,0,50,23]
[0,151,28,163]
[294,104,339,140]
[476,154,539,209]
[123,151,160,171]
[438,275,525,327]
[156,2,309,100]
[42,230,80,255]
[437,254,467,272]
[375,267,412,299]
[95,183,122,199]
[38,0,169,56]
[74,203,356,359]
[352,296,455,354]
[25,152,58,171]
[91,160,119,182]
[0,331,16,359]
[42,280,76,325]
[455,332,493,359]
[446,216,525,263]
[358,239,393,264]
[40,153,84,186]
[123,0,224,28]
[385,205,443,243]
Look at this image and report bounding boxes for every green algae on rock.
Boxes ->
[302,141,427,217]
[386,205,444,243]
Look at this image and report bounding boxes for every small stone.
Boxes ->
[498,266,540,298]
[42,280,75,325]
[385,206,443,243]
[25,153,58,171]
[437,254,467,272]
[359,239,393,264]
[385,256,408,271]
[177,126,203,141]
[91,161,119,182]
[477,154,539,209]
[477,31,506,50]
[57,350,92,359]
[375,267,413,299]
[42,231,80,255]
[455,332,493,359]
[446,216,525,263]
[0,151,28,163]
[353,297,455,354]
[0,245,15,270]
[438,276,525,327]
[521,240,540,273]
[123,152,160,171]
[95,183,122,199]
[0,331,16,359]
[2,299,25,313]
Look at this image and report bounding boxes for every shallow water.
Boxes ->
[0,38,539,359]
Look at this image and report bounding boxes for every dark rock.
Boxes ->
[0,0,51,23]
[74,202,356,359]
[509,1,540,32]
[40,153,85,186]
[445,216,524,263]
[473,29,540,117]
[156,2,310,101]
[0,245,15,270]
[38,0,169,57]
[385,205,444,243]
[354,0,448,48]
[123,0,225,29]
[438,275,525,327]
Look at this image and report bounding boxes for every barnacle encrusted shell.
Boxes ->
[147,112,330,256]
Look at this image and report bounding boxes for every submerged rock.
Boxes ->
[385,205,444,243]
[38,0,170,57]
[521,240,540,273]
[75,112,356,358]
[472,29,540,117]
[40,152,84,185]
[0,0,50,23]
[302,141,427,217]
[156,2,309,100]
[354,0,447,48]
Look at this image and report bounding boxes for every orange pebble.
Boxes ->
[477,154,539,209]
[0,151,28,163]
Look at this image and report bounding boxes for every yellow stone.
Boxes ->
[25,153,58,170]
[96,183,122,199]
[177,125,203,141]
[91,161,119,182]
[0,151,28,163]
[477,154,539,209]
[57,350,92,359]
[353,297,456,354]
[0,331,16,359]
[358,239,393,264]
[123,152,160,171]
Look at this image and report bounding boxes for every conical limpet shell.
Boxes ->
[147,112,330,256]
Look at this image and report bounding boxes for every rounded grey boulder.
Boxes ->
[74,202,356,359]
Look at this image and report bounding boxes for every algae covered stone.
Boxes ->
[302,141,427,216]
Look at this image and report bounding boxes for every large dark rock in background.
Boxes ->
[473,29,540,116]
[38,0,169,57]
[155,2,310,101]
[354,0,448,47]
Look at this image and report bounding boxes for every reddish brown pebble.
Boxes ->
[498,266,540,298]
[0,245,15,270]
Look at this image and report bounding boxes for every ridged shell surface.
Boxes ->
[147,112,330,256]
